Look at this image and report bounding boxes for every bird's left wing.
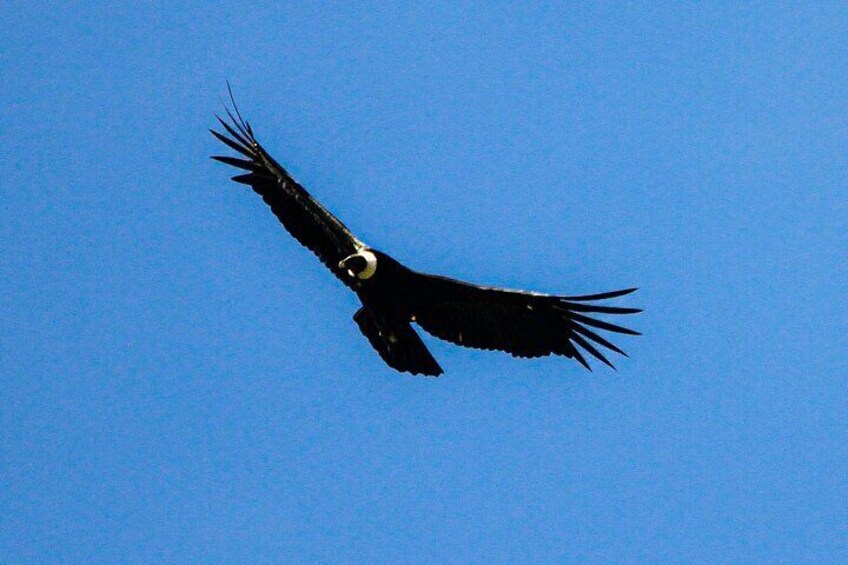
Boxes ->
[410,273,641,370]
[211,101,363,287]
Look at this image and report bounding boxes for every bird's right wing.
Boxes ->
[211,95,363,287]
[411,273,641,370]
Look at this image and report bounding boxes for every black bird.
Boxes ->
[211,95,640,376]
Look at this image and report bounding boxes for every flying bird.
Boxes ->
[211,93,640,376]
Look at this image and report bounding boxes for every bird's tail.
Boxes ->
[353,308,443,377]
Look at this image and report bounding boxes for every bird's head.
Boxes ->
[339,250,377,280]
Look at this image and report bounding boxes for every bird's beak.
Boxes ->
[338,257,354,277]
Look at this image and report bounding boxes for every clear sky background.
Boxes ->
[2,2,846,563]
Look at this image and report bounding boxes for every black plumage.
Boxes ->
[211,91,640,376]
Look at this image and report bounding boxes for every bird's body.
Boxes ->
[212,93,640,376]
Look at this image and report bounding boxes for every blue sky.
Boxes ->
[2,2,846,563]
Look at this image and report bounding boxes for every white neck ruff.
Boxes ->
[357,250,377,280]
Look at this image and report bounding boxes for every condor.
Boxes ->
[211,95,640,376]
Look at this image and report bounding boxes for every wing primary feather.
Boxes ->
[563,287,638,301]
[211,155,259,171]
[210,129,254,158]
[230,173,274,185]
[219,114,277,170]
[224,105,251,140]
[231,173,260,185]
[216,114,253,148]
[569,312,641,335]
[571,324,628,356]
[226,81,251,139]
[571,346,592,371]
[571,333,615,369]
[558,302,643,314]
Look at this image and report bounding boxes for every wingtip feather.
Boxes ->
[569,312,641,336]
[571,347,592,371]
[564,287,639,301]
